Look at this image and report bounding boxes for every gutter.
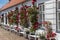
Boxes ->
[0,0,26,11]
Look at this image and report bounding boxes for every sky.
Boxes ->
[0,0,8,8]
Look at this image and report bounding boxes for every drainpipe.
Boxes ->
[56,0,58,32]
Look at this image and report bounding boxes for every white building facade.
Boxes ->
[0,0,60,39]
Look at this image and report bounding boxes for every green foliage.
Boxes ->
[27,7,39,25]
[30,27,35,32]
[20,8,29,28]
[39,32,46,40]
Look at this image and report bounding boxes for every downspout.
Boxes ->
[56,0,58,32]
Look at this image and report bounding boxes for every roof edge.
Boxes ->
[0,0,26,11]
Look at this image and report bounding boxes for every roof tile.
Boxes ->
[1,0,25,11]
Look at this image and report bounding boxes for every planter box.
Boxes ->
[25,34,29,39]
[19,31,25,36]
[24,31,30,39]
[29,36,38,40]
[28,35,39,40]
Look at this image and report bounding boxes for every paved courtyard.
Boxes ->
[0,26,27,40]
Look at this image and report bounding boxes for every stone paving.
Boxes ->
[0,26,27,40]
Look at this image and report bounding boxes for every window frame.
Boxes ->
[38,3,45,30]
[56,0,60,32]
[56,12,60,32]
[1,14,4,23]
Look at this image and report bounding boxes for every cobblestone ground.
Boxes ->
[0,26,27,40]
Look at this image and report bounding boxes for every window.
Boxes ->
[57,13,60,32]
[1,14,4,22]
[5,13,7,24]
[38,3,45,28]
[57,1,60,32]
[39,3,44,11]
[59,13,60,20]
[58,1,60,9]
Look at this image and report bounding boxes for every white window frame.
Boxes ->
[57,0,60,32]
[38,3,45,29]
[57,12,60,32]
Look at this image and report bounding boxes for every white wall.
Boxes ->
[0,0,56,30]
[45,0,56,32]
[36,0,56,32]
[24,1,32,6]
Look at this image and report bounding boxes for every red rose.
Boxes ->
[42,21,48,24]
[16,15,19,20]
[32,1,35,5]
[33,25,38,29]
[47,34,50,38]
[46,33,51,40]
[32,0,36,2]
[34,22,39,26]
[25,5,29,8]
[33,22,39,30]
[26,6,29,8]
[51,33,56,37]
[15,27,20,31]
[46,32,56,40]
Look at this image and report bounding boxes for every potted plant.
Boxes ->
[43,21,56,40]
[27,5,39,35]
[30,26,35,35]
[24,28,30,39]
[39,32,47,40]
[46,28,56,40]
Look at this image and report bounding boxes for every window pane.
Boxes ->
[58,1,60,9]
[40,6,42,11]
[39,3,44,11]
[5,13,7,24]
[59,13,60,20]
[43,14,45,21]
[1,14,4,22]
[40,14,42,22]
[43,5,44,11]
[59,22,60,29]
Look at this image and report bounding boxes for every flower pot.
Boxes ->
[25,31,30,39]
[46,37,56,40]
[40,39,47,40]
[31,33,35,35]
[25,34,28,39]
[26,31,30,34]
[39,34,46,40]
[51,39,56,40]
[30,32,35,35]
